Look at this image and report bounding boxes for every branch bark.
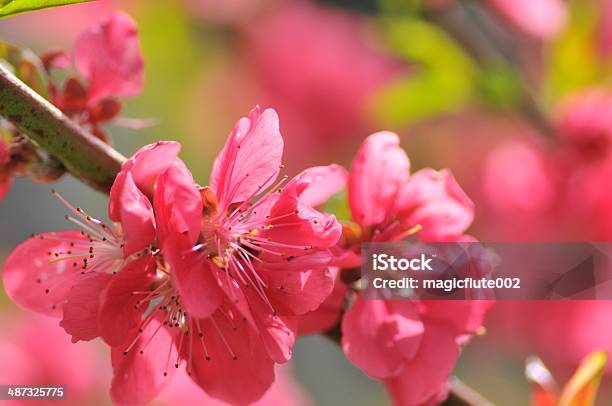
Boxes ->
[0,64,125,193]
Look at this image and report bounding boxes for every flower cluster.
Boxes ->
[295,132,492,405]
[3,107,490,406]
[43,11,144,141]
[0,11,144,203]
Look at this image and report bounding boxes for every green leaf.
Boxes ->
[0,0,94,18]
[477,62,523,109]
[372,17,476,127]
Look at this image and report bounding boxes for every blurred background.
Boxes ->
[2,0,612,404]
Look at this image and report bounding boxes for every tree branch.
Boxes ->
[425,0,554,138]
[0,64,125,193]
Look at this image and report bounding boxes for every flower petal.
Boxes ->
[383,322,460,406]
[342,296,424,379]
[487,0,567,40]
[109,141,181,220]
[2,231,89,317]
[260,251,335,316]
[59,272,112,343]
[111,317,177,406]
[99,255,156,347]
[395,169,474,240]
[188,314,275,406]
[298,269,347,335]
[112,172,155,257]
[162,233,223,319]
[348,132,410,228]
[75,11,144,103]
[210,107,284,208]
[154,160,202,245]
[246,290,298,363]
[296,164,348,207]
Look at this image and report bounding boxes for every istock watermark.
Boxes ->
[360,242,612,300]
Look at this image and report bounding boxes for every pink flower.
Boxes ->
[299,132,490,405]
[0,312,109,406]
[598,0,612,57]
[3,107,341,406]
[483,141,556,214]
[556,89,612,154]
[238,1,404,165]
[123,106,342,404]
[48,11,144,140]
[2,141,177,348]
[0,138,12,200]
[427,0,567,40]
[486,0,567,40]
[74,11,144,103]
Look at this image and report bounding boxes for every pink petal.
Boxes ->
[75,11,144,103]
[260,251,335,316]
[298,269,347,335]
[348,132,410,228]
[188,314,275,405]
[419,300,493,336]
[296,164,348,207]
[383,322,460,406]
[109,141,181,220]
[342,296,424,379]
[111,317,177,406]
[99,255,156,347]
[2,231,89,317]
[162,233,223,319]
[487,0,567,40]
[154,160,202,245]
[112,172,156,257]
[395,169,474,241]
[210,107,284,208]
[247,289,298,363]
[262,181,342,250]
[59,272,112,343]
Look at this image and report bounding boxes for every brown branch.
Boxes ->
[0,64,125,193]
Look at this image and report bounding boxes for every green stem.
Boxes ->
[0,64,125,193]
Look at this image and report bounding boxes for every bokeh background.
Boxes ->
[2,0,612,404]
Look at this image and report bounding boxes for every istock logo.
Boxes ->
[372,253,434,271]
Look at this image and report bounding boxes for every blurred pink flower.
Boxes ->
[486,0,568,39]
[556,89,612,154]
[74,11,144,103]
[598,0,612,57]
[238,1,404,164]
[48,11,144,140]
[298,132,490,405]
[0,312,108,406]
[0,138,12,200]
[428,0,567,39]
[482,141,556,214]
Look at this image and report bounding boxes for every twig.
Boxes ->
[0,64,125,193]
[425,0,554,138]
